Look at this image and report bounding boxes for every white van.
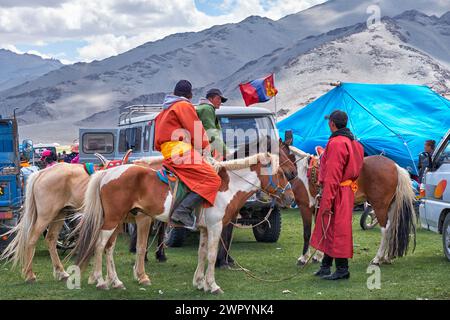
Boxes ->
[419,129,450,261]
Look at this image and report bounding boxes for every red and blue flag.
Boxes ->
[239,74,278,107]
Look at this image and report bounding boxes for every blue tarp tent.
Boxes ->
[278,83,450,175]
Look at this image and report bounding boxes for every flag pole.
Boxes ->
[274,94,278,122]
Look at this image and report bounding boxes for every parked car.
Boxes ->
[79,105,283,246]
[419,129,450,261]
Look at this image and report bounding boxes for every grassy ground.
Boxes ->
[0,210,448,300]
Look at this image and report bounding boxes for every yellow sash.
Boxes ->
[340,179,358,193]
[161,141,192,160]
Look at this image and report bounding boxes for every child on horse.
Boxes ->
[154,80,221,229]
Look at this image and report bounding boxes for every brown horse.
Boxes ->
[278,141,417,265]
[72,153,294,293]
[0,152,166,284]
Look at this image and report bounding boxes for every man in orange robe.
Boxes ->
[310,110,364,280]
[154,80,221,229]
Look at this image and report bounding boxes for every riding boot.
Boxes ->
[170,192,203,230]
[314,254,333,277]
[323,258,350,280]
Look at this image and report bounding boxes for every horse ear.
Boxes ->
[122,149,132,164]
[315,146,325,157]
[94,153,108,166]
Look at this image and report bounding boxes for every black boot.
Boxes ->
[314,254,332,277]
[323,258,350,280]
[170,192,203,229]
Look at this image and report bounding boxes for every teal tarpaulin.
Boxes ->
[277,83,450,175]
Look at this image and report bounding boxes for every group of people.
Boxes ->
[39,144,80,168]
[154,80,365,280]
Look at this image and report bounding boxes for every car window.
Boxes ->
[82,133,114,154]
[219,116,277,155]
[436,140,450,169]
[119,127,142,153]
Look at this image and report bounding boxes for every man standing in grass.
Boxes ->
[311,110,364,280]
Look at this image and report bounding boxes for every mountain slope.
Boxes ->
[0,49,63,91]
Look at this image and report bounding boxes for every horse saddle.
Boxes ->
[156,167,203,227]
[83,159,125,176]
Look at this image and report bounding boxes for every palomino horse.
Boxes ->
[0,151,166,284]
[72,153,294,293]
[278,141,416,266]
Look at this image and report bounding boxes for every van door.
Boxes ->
[423,133,450,231]
[79,128,118,163]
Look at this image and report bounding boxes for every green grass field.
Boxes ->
[0,209,448,300]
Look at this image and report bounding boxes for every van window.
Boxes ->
[143,125,151,152]
[82,133,114,154]
[119,127,142,153]
[436,140,450,169]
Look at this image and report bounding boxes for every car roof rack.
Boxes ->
[118,105,163,125]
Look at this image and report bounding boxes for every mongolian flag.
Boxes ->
[239,74,278,107]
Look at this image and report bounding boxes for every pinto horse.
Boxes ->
[0,151,166,283]
[278,141,417,266]
[72,153,294,293]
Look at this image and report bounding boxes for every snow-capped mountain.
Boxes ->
[2,0,450,143]
[0,49,63,92]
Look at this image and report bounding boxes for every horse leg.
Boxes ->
[313,250,324,263]
[133,214,152,286]
[45,215,70,281]
[105,229,125,290]
[193,228,208,291]
[155,222,167,263]
[23,215,55,282]
[371,207,390,266]
[297,205,313,265]
[204,222,223,294]
[88,228,115,290]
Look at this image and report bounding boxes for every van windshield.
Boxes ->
[219,116,277,154]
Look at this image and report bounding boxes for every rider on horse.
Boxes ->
[154,80,222,229]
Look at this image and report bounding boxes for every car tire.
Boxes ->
[165,226,188,247]
[252,206,281,243]
[360,203,378,230]
[443,213,450,262]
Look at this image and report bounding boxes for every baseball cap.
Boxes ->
[325,110,348,128]
[206,88,228,103]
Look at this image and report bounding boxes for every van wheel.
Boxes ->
[165,226,187,247]
[253,207,281,243]
[443,214,450,262]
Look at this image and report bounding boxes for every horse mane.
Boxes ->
[217,153,279,172]
[288,146,310,159]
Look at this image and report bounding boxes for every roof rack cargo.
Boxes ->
[118,105,163,125]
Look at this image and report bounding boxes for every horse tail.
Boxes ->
[70,170,108,270]
[386,165,417,259]
[0,169,42,273]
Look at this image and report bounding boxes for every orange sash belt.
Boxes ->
[340,179,358,193]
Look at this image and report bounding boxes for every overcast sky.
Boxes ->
[0,0,326,64]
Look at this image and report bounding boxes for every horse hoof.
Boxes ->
[96,283,109,290]
[157,256,167,263]
[113,283,126,290]
[139,279,152,286]
[370,261,380,266]
[25,277,36,284]
[211,288,224,295]
[297,260,306,266]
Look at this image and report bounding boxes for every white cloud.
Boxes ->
[0,0,326,62]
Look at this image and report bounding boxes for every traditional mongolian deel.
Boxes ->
[154,98,221,206]
[239,74,278,107]
[310,135,364,259]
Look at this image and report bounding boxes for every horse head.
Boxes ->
[278,139,299,182]
[256,152,295,208]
